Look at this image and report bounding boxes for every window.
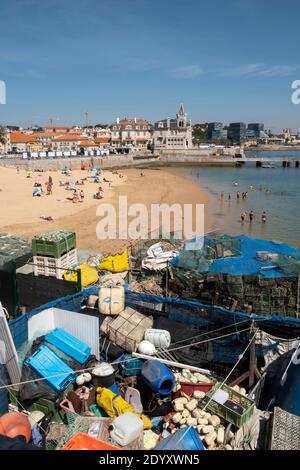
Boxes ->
[136,126,140,130]
[113,126,117,130]
[143,125,147,130]
[126,125,132,130]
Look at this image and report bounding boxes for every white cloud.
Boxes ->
[222,63,300,77]
[171,65,203,79]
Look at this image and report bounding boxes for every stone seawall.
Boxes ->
[0,151,239,171]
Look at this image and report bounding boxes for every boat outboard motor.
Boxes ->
[262,340,300,416]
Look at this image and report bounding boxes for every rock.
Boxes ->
[194,373,210,383]
[179,417,187,425]
[191,409,203,419]
[196,425,204,434]
[208,442,216,450]
[185,399,198,411]
[173,397,188,412]
[186,417,197,427]
[217,427,225,445]
[208,415,221,427]
[172,412,182,424]
[197,418,209,425]
[193,390,206,400]
[204,431,217,447]
[225,444,232,450]
[182,409,190,418]
[202,425,215,434]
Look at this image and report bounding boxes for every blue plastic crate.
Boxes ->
[45,328,91,364]
[155,427,204,451]
[25,344,75,392]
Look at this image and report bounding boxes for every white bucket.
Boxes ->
[98,286,125,315]
[110,412,143,446]
[144,329,171,349]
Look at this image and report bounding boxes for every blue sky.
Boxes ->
[0,0,300,131]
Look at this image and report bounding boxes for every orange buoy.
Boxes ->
[0,412,32,443]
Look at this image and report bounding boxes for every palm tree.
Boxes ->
[0,127,6,146]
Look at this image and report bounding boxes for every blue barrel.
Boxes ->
[140,360,175,396]
[156,427,204,450]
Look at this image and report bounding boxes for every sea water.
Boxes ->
[181,157,300,245]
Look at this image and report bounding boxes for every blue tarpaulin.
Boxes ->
[208,235,300,277]
[172,234,300,278]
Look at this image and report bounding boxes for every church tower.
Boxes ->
[176,102,187,128]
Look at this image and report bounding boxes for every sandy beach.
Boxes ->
[0,166,210,255]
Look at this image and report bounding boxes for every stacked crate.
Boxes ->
[32,231,77,279]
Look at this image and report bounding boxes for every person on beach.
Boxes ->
[228,193,231,200]
[250,185,254,190]
[237,191,240,199]
[93,191,103,200]
[249,210,254,222]
[46,181,52,195]
[261,211,267,223]
[241,211,247,222]
[17,166,19,174]
[220,191,224,199]
[80,190,84,202]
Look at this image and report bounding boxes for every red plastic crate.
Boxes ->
[62,432,121,451]
[173,381,214,399]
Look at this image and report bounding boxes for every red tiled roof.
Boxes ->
[95,137,111,144]
[53,134,89,142]
[10,132,38,143]
[80,141,97,147]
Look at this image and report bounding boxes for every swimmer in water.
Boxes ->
[261,211,267,223]
[241,211,247,222]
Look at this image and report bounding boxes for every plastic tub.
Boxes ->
[62,432,120,450]
[110,412,143,446]
[91,363,115,388]
[45,328,91,364]
[141,360,175,396]
[155,427,204,450]
[173,381,214,399]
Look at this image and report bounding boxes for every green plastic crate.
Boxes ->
[32,231,76,258]
[202,383,255,428]
[8,385,73,423]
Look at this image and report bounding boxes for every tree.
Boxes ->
[0,127,6,146]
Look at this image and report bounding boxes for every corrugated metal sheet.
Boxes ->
[28,307,99,360]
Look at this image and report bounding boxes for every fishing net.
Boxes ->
[276,254,300,276]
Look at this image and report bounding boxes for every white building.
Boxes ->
[153,103,193,150]
[110,118,152,148]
